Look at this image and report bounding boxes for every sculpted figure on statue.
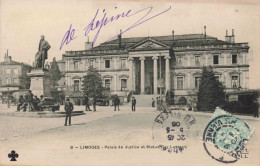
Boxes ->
[35,35,51,69]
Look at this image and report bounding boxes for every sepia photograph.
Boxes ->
[0,0,259,165]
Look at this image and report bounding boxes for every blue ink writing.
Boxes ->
[84,7,132,47]
[59,6,171,50]
[60,24,77,50]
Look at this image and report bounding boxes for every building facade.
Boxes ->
[62,28,250,104]
[0,54,32,102]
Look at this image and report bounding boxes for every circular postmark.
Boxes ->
[152,111,196,154]
[203,114,252,163]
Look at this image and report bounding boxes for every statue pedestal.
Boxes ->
[28,69,51,97]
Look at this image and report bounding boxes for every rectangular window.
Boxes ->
[90,59,94,67]
[231,76,238,88]
[6,78,11,84]
[232,54,237,64]
[121,79,127,90]
[105,60,110,68]
[105,79,110,90]
[177,57,182,66]
[5,68,11,74]
[213,55,219,64]
[13,78,19,84]
[195,77,201,88]
[74,80,80,91]
[121,59,127,69]
[177,77,184,90]
[13,68,19,74]
[195,56,200,66]
[74,61,79,70]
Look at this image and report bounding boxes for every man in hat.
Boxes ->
[64,98,74,126]
[16,95,24,112]
[114,95,120,111]
[131,96,136,112]
[84,94,92,111]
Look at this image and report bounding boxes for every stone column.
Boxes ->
[128,57,134,91]
[152,56,158,94]
[224,53,227,65]
[165,55,171,92]
[114,74,117,92]
[140,57,145,94]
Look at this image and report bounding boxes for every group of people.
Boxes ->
[152,97,163,111]
[64,94,137,126]
[82,94,137,112]
[17,91,44,112]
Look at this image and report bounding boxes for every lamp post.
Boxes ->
[7,86,10,108]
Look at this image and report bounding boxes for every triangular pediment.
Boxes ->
[129,38,169,49]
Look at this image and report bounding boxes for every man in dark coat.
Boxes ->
[28,90,34,111]
[131,96,136,112]
[64,98,74,126]
[84,95,92,111]
[114,95,120,111]
[17,95,24,112]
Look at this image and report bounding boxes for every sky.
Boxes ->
[0,0,260,88]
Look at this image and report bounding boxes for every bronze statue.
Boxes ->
[35,35,51,69]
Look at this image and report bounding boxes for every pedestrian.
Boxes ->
[93,97,97,112]
[131,96,136,112]
[16,95,24,112]
[64,98,74,126]
[84,95,92,111]
[114,95,120,111]
[152,98,155,107]
[156,97,160,111]
[28,90,34,111]
[40,95,44,101]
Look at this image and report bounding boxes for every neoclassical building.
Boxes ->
[62,28,250,103]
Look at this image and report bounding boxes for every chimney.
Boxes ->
[4,49,12,62]
[118,29,122,49]
[204,26,206,39]
[172,30,174,41]
[225,29,235,43]
[85,36,93,50]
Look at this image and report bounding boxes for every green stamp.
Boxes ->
[203,107,254,163]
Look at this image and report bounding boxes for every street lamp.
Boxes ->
[7,86,10,108]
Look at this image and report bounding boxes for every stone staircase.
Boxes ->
[130,94,163,107]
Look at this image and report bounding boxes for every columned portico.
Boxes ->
[140,57,145,94]
[128,57,134,91]
[152,56,158,94]
[165,55,171,92]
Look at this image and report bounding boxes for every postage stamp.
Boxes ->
[203,107,254,163]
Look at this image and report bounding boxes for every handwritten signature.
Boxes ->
[60,6,172,50]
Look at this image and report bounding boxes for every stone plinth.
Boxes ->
[28,69,51,97]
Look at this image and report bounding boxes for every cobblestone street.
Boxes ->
[0,104,156,141]
[0,104,259,166]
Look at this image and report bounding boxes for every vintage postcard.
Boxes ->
[0,0,260,165]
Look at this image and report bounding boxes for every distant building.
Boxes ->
[0,53,32,102]
[61,28,250,105]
